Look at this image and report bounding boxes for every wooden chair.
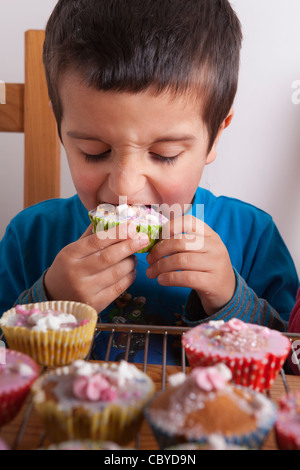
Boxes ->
[0,30,61,208]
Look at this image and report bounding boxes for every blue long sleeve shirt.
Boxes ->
[0,188,298,364]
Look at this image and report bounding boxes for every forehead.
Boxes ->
[59,72,206,142]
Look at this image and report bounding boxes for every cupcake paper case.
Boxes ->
[31,360,155,445]
[145,364,277,450]
[182,319,291,392]
[89,203,168,253]
[0,301,98,367]
[275,391,300,450]
[0,349,39,427]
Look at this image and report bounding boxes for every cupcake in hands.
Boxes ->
[145,364,276,449]
[182,319,291,392]
[0,301,98,366]
[89,203,168,253]
[0,349,39,427]
[31,360,155,445]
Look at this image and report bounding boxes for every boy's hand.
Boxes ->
[146,215,236,316]
[44,223,149,312]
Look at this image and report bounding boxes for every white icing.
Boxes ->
[17,363,35,377]
[214,363,232,382]
[4,362,34,377]
[0,309,79,332]
[168,372,186,388]
[29,312,78,332]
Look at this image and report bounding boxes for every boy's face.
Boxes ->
[60,73,224,215]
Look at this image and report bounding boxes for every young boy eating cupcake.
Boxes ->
[0,0,298,364]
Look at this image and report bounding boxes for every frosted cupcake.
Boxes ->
[31,360,155,445]
[0,349,39,426]
[89,203,168,253]
[145,364,276,449]
[275,391,300,450]
[0,301,98,366]
[182,319,291,392]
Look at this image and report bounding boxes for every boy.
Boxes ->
[0,0,298,364]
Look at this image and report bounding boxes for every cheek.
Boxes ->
[71,166,103,195]
[160,164,202,204]
[159,179,196,206]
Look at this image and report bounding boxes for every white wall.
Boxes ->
[0,0,300,275]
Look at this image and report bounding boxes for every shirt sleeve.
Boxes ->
[183,268,288,331]
[13,271,49,306]
[0,222,49,316]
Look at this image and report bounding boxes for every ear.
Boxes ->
[206,108,234,164]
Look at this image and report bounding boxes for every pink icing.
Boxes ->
[221,318,246,332]
[73,374,117,402]
[182,319,290,358]
[191,367,228,392]
[0,350,39,395]
[15,305,30,315]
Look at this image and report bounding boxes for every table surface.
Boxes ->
[0,363,299,451]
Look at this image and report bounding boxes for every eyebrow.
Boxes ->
[66,131,103,141]
[66,131,196,143]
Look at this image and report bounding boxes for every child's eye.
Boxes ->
[84,150,111,162]
[151,153,179,165]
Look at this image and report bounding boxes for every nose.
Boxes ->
[108,154,146,198]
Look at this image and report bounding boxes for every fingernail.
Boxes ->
[132,269,137,279]
[147,266,153,277]
[136,234,149,246]
[128,223,137,238]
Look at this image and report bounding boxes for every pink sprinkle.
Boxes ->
[80,319,90,326]
[73,374,117,402]
[73,376,89,400]
[15,305,29,315]
[29,307,42,315]
[101,387,118,402]
[223,318,246,332]
[191,366,228,392]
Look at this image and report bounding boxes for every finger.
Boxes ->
[81,232,149,265]
[94,269,137,312]
[148,216,209,263]
[74,222,149,257]
[147,232,207,264]
[92,256,137,289]
[146,251,211,279]
[156,269,212,291]
[161,215,207,239]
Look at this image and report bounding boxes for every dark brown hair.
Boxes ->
[43,0,242,151]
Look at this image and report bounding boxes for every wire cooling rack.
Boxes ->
[1,324,300,450]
